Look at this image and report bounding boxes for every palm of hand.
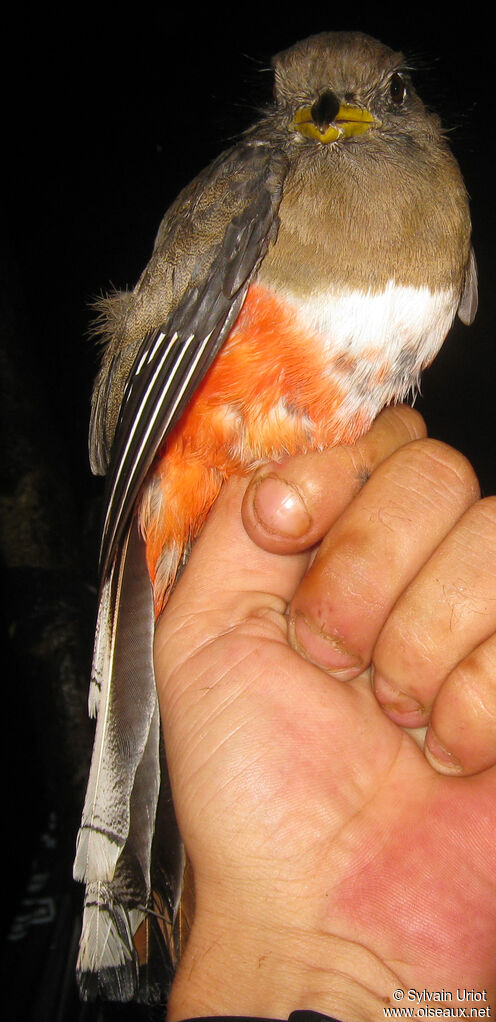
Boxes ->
[156,475,496,1009]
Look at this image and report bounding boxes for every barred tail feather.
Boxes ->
[74,521,182,1001]
[87,568,113,719]
[76,883,142,1000]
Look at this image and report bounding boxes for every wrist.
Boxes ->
[167,889,401,1022]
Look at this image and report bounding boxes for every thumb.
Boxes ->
[154,473,310,715]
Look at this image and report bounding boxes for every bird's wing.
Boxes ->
[457,245,478,325]
[74,139,289,1003]
[92,139,289,578]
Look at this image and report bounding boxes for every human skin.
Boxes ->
[155,405,496,1022]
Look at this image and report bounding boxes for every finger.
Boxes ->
[424,633,496,775]
[241,404,427,553]
[155,474,310,702]
[374,497,496,732]
[286,440,480,679]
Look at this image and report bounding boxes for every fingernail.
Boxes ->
[252,475,311,538]
[289,611,362,678]
[373,672,424,720]
[425,728,462,774]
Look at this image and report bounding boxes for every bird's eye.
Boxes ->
[389,72,406,105]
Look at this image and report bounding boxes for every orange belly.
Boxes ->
[138,281,372,614]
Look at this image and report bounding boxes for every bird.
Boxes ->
[73,29,477,1003]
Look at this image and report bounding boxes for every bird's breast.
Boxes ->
[140,278,457,613]
[286,278,458,424]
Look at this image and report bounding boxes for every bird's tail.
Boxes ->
[73,521,183,1002]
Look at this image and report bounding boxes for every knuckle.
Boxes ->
[472,494,496,530]
[460,497,496,567]
[407,438,480,504]
[450,653,496,723]
[391,404,428,440]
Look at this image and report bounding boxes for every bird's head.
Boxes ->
[271,31,437,147]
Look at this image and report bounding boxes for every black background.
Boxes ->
[1,3,493,1019]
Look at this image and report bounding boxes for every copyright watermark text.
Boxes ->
[384,990,490,1018]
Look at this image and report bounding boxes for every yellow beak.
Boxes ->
[292,103,377,144]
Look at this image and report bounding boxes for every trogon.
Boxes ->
[73,30,477,1002]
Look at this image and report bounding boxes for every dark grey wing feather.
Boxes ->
[457,246,478,325]
[99,142,288,579]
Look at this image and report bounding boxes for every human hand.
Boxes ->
[155,406,496,1021]
[243,407,496,777]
